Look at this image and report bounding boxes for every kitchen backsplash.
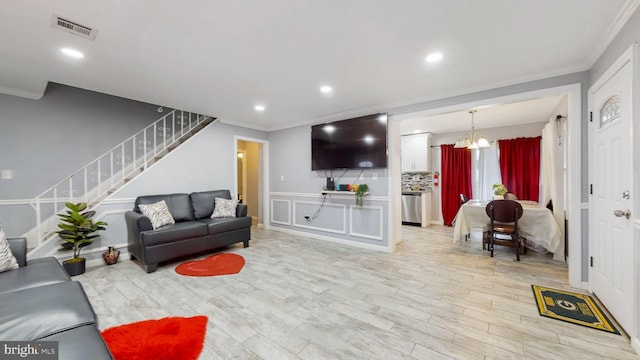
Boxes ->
[402,172,433,191]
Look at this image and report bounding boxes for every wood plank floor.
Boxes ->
[77,225,637,359]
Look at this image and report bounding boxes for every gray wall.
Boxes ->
[31,120,268,260]
[268,125,389,248]
[0,83,163,236]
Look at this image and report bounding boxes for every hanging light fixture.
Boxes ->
[454,110,490,149]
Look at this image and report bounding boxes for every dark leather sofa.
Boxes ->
[125,189,251,273]
[0,238,113,359]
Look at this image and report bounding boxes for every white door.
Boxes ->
[589,48,635,334]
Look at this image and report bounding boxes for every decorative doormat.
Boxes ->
[101,316,207,360]
[175,253,245,276]
[531,285,620,334]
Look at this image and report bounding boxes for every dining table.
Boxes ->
[453,200,563,258]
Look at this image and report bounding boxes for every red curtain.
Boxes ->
[441,144,472,226]
[498,137,541,201]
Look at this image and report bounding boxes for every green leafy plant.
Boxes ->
[493,183,507,196]
[355,184,369,208]
[57,202,107,261]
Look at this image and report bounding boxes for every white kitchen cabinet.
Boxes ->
[401,133,431,172]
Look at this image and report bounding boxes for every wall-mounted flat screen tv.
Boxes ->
[311,113,388,170]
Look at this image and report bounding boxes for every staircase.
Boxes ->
[27,109,215,248]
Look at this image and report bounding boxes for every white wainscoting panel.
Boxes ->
[271,199,291,225]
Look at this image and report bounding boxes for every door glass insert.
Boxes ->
[600,95,620,127]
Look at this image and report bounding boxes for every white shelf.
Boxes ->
[321,191,369,196]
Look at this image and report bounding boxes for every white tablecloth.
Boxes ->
[453,200,563,256]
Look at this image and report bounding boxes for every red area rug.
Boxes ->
[101,316,207,360]
[175,253,245,276]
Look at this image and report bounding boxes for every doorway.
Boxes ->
[390,83,583,286]
[236,139,265,226]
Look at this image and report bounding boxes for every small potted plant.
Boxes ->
[492,183,507,200]
[355,183,369,208]
[57,202,107,276]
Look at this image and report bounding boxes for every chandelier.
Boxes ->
[454,110,490,149]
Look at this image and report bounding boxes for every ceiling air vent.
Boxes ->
[51,15,97,40]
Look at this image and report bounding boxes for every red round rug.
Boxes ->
[101,316,207,360]
[175,253,245,276]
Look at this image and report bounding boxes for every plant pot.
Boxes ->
[494,195,505,200]
[102,246,120,265]
[63,257,86,276]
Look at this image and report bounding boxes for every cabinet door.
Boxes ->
[411,135,428,172]
[401,136,415,172]
[401,134,430,172]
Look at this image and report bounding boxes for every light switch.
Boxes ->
[0,170,13,180]
[280,175,285,181]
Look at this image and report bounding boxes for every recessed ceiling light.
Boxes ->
[254,104,265,112]
[320,85,333,94]
[425,52,443,63]
[60,47,84,59]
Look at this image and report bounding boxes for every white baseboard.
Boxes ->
[270,226,391,253]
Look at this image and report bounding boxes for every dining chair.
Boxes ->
[484,199,525,260]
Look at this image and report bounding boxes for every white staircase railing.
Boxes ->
[29,109,214,246]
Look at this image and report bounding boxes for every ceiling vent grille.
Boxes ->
[51,15,97,40]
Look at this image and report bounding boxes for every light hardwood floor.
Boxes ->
[77,225,637,359]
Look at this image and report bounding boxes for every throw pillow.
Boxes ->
[211,198,237,218]
[0,226,19,273]
[139,200,175,229]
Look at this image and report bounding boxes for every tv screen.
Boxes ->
[311,113,388,170]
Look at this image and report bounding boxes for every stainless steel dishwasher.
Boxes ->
[401,192,422,225]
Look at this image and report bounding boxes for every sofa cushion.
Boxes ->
[197,217,252,234]
[0,281,96,341]
[40,324,113,359]
[190,190,232,219]
[140,221,208,247]
[0,257,70,295]
[211,197,238,218]
[135,193,194,222]
[0,228,19,273]
[139,200,175,229]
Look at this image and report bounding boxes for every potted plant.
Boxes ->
[354,183,369,208]
[57,202,107,276]
[492,183,507,199]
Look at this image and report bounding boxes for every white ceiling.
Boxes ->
[0,1,636,131]
[399,95,566,135]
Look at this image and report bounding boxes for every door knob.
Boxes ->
[613,209,631,219]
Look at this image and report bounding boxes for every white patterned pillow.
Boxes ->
[0,227,19,273]
[211,197,238,218]
[139,200,175,229]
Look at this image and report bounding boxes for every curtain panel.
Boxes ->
[441,144,472,226]
[498,136,542,201]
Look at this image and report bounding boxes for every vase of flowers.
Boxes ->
[493,183,507,200]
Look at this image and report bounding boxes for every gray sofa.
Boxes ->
[125,189,251,273]
[0,237,113,359]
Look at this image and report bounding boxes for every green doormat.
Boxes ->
[531,285,620,335]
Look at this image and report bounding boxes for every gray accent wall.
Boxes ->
[0,83,163,236]
[268,124,390,248]
[30,120,268,260]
